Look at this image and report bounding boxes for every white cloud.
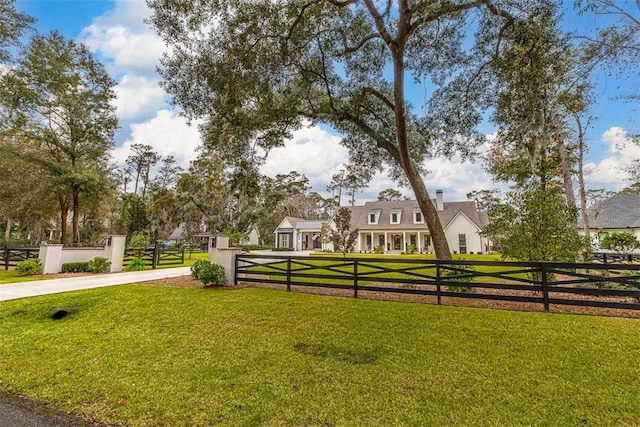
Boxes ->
[112,74,166,122]
[260,124,349,193]
[79,0,169,124]
[582,126,637,189]
[111,110,201,168]
[79,1,163,76]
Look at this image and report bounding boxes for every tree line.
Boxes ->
[1,0,639,261]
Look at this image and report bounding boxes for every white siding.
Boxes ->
[444,213,487,254]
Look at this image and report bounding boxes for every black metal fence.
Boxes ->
[124,243,185,269]
[235,254,640,313]
[1,247,39,270]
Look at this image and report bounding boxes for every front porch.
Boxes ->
[358,231,432,254]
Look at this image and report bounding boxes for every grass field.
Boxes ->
[1,285,639,426]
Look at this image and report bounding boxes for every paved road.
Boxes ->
[0,394,91,427]
[0,267,191,301]
[0,266,192,425]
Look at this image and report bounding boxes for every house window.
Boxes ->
[390,208,402,224]
[279,234,290,248]
[414,210,423,224]
[458,234,467,254]
[368,210,380,225]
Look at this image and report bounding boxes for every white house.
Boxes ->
[274,217,326,251]
[274,190,490,254]
[580,194,640,250]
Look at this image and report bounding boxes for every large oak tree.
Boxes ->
[147,0,550,259]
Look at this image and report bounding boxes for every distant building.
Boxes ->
[580,194,640,250]
[274,190,490,254]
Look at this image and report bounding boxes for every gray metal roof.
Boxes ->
[296,220,327,230]
[585,194,640,229]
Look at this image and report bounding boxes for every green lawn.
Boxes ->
[0,270,54,284]
[0,285,639,426]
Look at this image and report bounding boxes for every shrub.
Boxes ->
[125,257,147,271]
[191,260,226,286]
[444,265,476,293]
[15,259,41,276]
[373,245,384,254]
[273,247,295,252]
[241,245,274,251]
[61,262,90,273]
[406,244,418,254]
[88,257,111,273]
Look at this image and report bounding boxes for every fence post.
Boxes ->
[152,241,159,269]
[234,254,239,285]
[3,247,8,271]
[286,257,292,292]
[541,263,550,312]
[354,259,359,298]
[436,260,442,305]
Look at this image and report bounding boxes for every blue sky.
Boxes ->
[12,0,640,202]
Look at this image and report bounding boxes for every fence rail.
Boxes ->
[1,247,39,270]
[235,255,640,313]
[124,244,185,269]
[591,252,640,264]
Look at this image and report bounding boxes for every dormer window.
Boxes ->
[368,209,381,225]
[413,208,423,224]
[390,208,402,224]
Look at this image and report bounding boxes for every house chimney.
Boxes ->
[436,190,444,211]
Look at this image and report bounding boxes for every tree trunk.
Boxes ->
[574,113,591,239]
[390,27,451,260]
[72,188,80,246]
[557,134,577,210]
[407,163,452,260]
[59,196,69,244]
[4,217,11,241]
[556,132,584,261]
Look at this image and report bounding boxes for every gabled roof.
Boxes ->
[348,199,486,231]
[585,194,640,229]
[296,220,327,231]
[274,216,305,232]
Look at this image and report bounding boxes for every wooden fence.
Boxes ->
[1,247,39,270]
[235,255,640,313]
[124,243,185,269]
[591,252,640,264]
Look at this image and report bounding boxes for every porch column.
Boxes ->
[384,232,388,253]
[403,231,407,251]
[417,232,422,253]
[370,232,374,252]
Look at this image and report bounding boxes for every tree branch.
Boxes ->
[355,87,395,111]
[362,0,395,46]
[340,32,382,55]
